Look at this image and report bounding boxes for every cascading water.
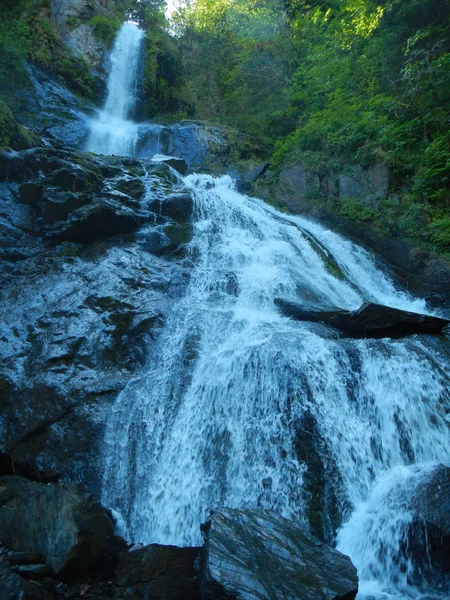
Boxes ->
[86,21,144,156]
[97,23,450,600]
[103,177,450,600]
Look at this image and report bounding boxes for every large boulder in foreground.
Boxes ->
[0,476,113,578]
[200,508,358,600]
[275,299,449,338]
[0,561,44,600]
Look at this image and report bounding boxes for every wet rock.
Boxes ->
[294,410,344,542]
[0,144,190,493]
[275,299,450,338]
[200,508,358,600]
[13,563,54,579]
[0,476,113,578]
[0,561,44,600]
[235,162,270,194]
[115,177,146,200]
[406,464,450,585]
[115,544,201,599]
[19,181,44,205]
[16,65,94,149]
[45,198,142,242]
[136,122,266,174]
[41,190,92,225]
[151,154,188,176]
[7,551,44,565]
[164,223,194,246]
[149,192,193,224]
[143,230,175,255]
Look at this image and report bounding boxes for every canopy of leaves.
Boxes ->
[174,0,450,252]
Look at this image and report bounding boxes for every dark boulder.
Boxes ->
[136,122,267,175]
[15,65,94,150]
[151,154,189,176]
[0,476,113,579]
[200,508,358,600]
[149,192,193,224]
[275,299,449,338]
[44,198,142,242]
[0,562,44,599]
[40,189,92,225]
[405,464,450,586]
[142,230,176,255]
[115,544,201,599]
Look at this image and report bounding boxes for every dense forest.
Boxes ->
[1,0,450,254]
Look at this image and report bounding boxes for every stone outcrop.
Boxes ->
[200,508,358,600]
[278,162,389,206]
[0,145,193,491]
[16,65,95,149]
[50,0,115,72]
[150,154,189,176]
[269,162,450,310]
[275,299,450,338]
[0,476,113,578]
[136,121,265,174]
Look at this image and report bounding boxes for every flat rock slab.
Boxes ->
[275,299,449,338]
[200,508,358,600]
[151,154,188,176]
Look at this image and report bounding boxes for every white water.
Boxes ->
[102,175,450,599]
[86,22,143,156]
[93,23,450,600]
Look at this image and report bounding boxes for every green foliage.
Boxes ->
[89,15,123,46]
[0,0,103,106]
[0,98,16,147]
[174,0,450,256]
[429,214,450,253]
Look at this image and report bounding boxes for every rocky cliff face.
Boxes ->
[50,0,116,73]
[0,144,193,490]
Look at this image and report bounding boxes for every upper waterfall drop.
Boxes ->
[86,21,144,156]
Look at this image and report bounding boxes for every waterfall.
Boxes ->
[93,22,450,600]
[86,22,144,156]
[102,175,450,600]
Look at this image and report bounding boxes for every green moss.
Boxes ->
[116,178,146,199]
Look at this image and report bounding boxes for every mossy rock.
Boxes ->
[0,100,42,150]
[115,178,146,200]
[164,223,193,245]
